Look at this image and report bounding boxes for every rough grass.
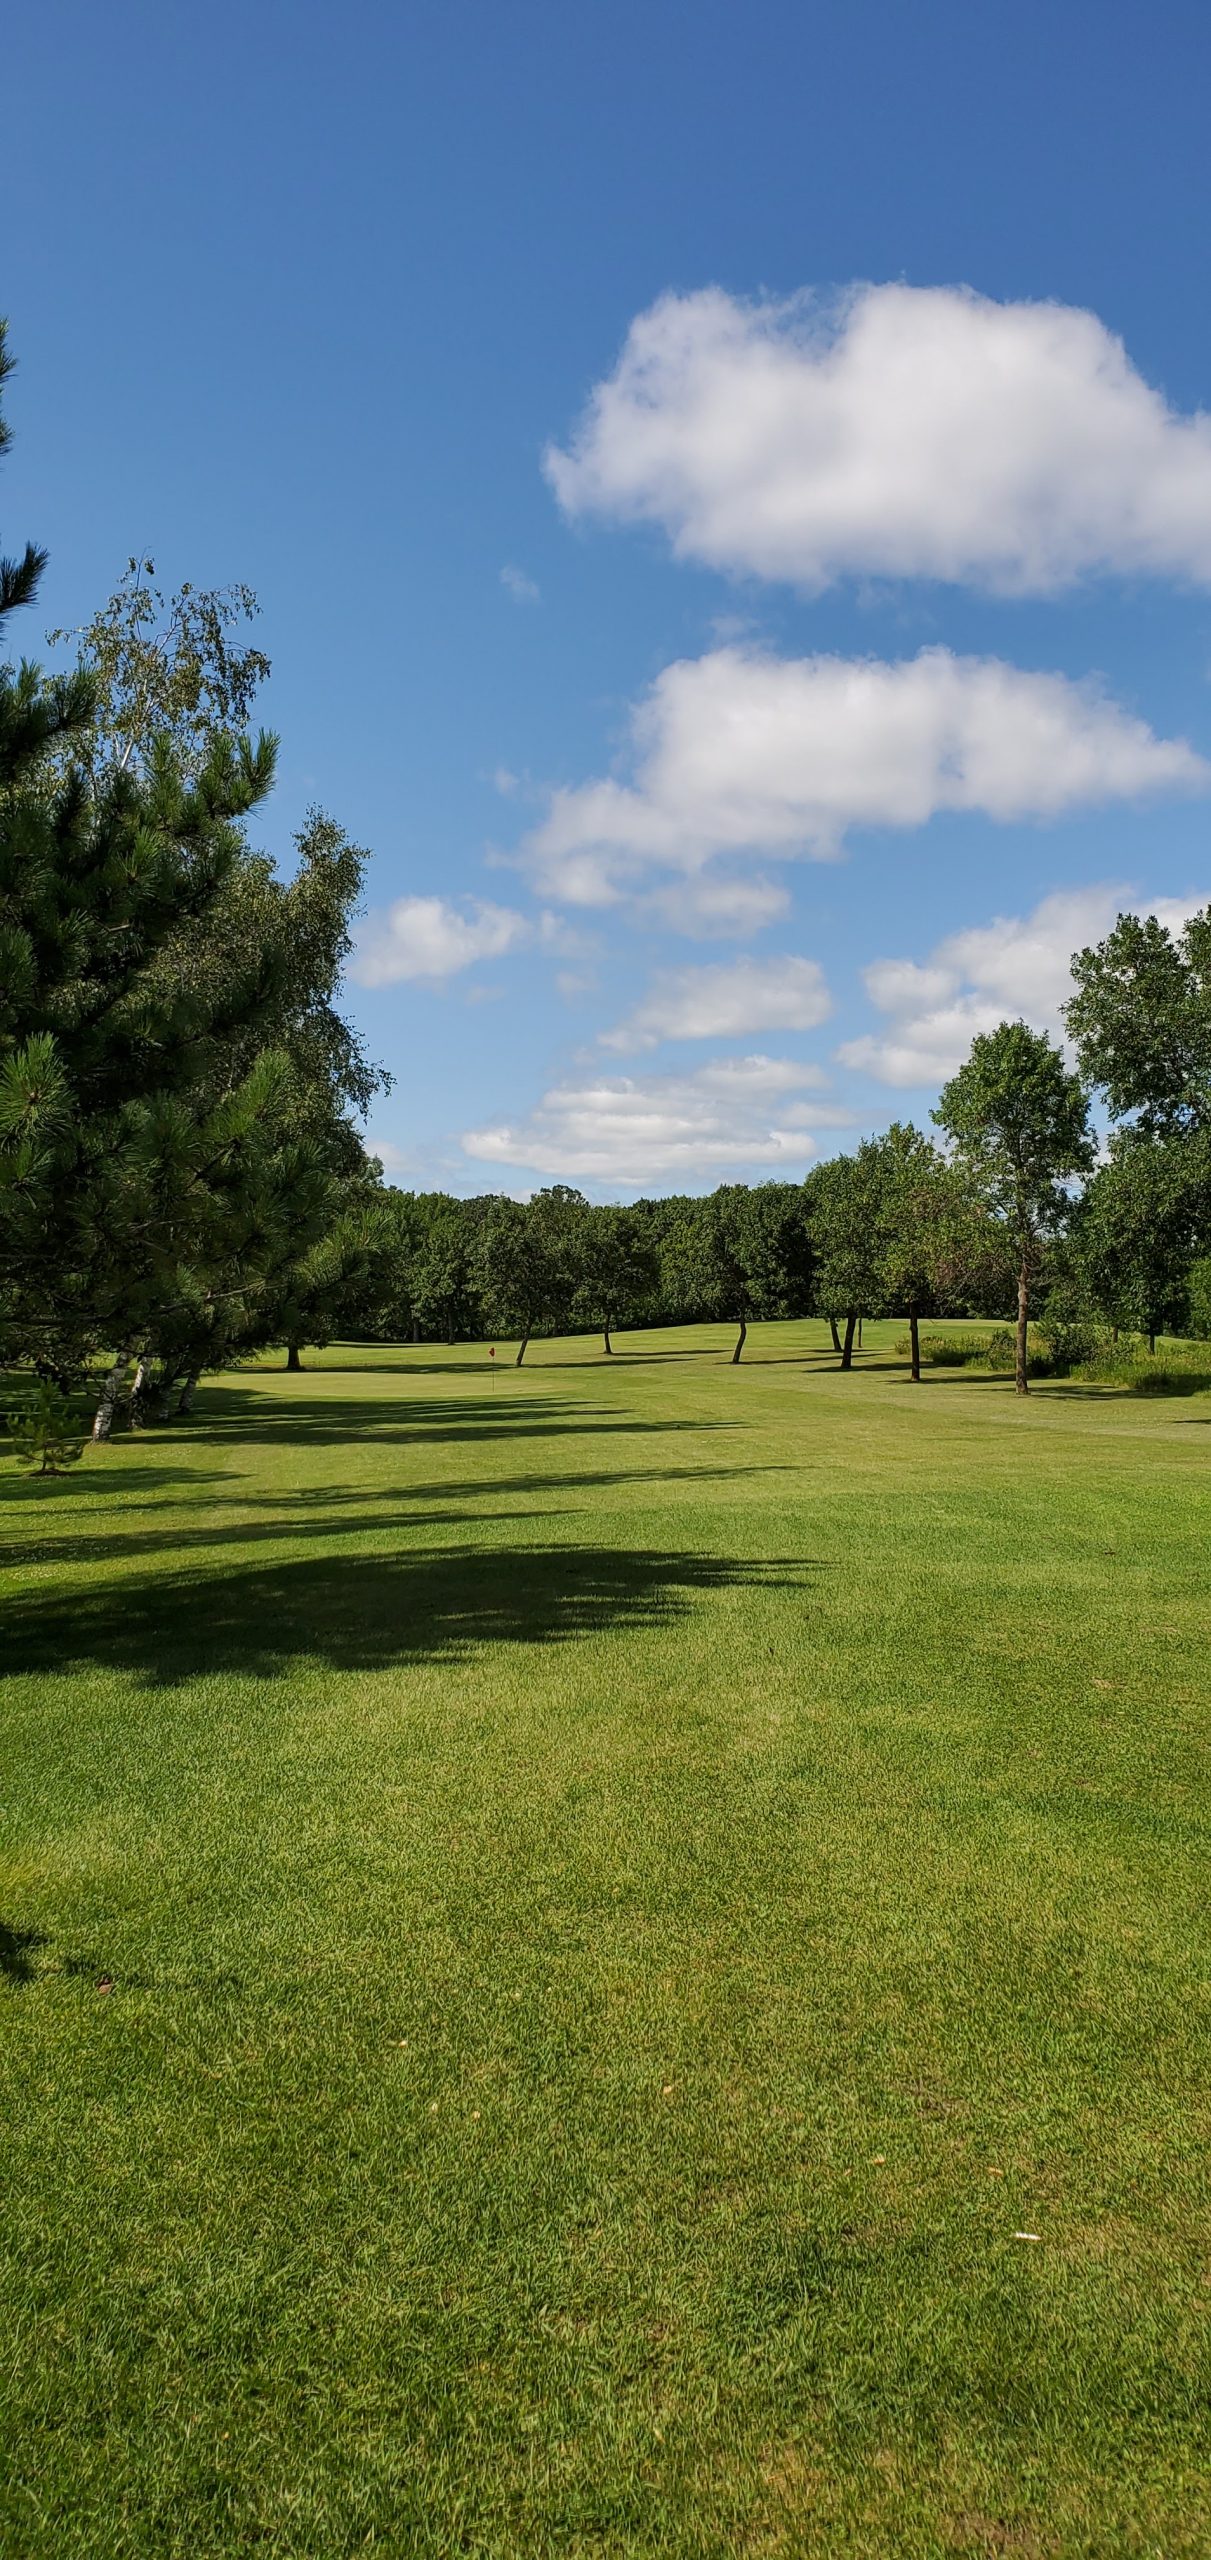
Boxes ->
[2,1320,1209,2558]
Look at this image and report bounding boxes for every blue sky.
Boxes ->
[6,0,1211,1193]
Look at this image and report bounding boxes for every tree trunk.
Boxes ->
[840,1313,857,1371]
[828,1316,841,1355]
[515,1333,530,1367]
[92,1348,135,1441]
[176,1371,201,1414]
[603,1317,613,1355]
[286,1342,302,1372]
[909,1310,921,1383]
[129,1357,150,1426]
[857,1317,864,1350]
[155,1371,179,1422]
[1016,1256,1030,1396]
[411,1317,419,1345]
[1148,1325,1157,1356]
[732,1314,747,1364]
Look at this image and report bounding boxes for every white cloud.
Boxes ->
[641,872,791,937]
[352,894,532,986]
[363,1136,413,1174]
[522,645,1206,907]
[547,282,1211,594]
[839,886,1206,1088]
[462,1053,847,1186]
[601,954,832,1052]
[501,564,541,603]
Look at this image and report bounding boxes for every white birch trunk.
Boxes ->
[92,1348,135,1441]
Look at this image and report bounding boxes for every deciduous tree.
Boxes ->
[479,1186,588,1364]
[935,1023,1093,1396]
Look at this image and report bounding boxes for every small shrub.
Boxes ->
[1075,1341,1211,1395]
[1035,1313,1106,1375]
[985,1327,1053,1377]
[6,1382,86,1475]
[893,1332,988,1367]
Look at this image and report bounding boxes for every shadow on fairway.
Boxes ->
[3,1543,810,1686]
[3,1460,794,1571]
[0,1923,46,1985]
[0,1464,242,1508]
[159,1391,745,1451]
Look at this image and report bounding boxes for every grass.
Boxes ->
[2,1318,1209,2558]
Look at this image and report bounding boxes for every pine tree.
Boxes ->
[1,332,386,1421]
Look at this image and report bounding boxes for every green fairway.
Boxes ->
[2,1324,1209,2557]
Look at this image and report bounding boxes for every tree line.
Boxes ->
[5,319,1211,1444]
[353,996,1211,1401]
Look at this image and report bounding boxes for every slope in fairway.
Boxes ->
[2,1323,1209,2557]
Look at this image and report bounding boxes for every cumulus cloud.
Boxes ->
[600,954,831,1052]
[352,894,532,986]
[838,885,1205,1087]
[521,645,1206,906]
[462,1054,847,1185]
[547,282,1211,594]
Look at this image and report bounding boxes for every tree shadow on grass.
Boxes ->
[3,1544,811,1687]
[0,1923,46,1985]
[155,1391,746,1451]
[4,1459,795,1572]
[0,1466,242,1514]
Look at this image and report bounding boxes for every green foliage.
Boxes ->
[0,320,51,619]
[0,348,386,1397]
[575,1203,659,1344]
[935,1022,1094,1236]
[1186,1255,1211,1339]
[478,1185,589,1358]
[806,1144,891,1328]
[46,557,271,783]
[1073,1339,1211,1393]
[892,1330,989,1368]
[6,1379,84,1473]
[936,1022,1094,1392]
[1066,905,1211,1137]
[651,1182,811,1358]
[984,1326,1052,1376]
[1072,1134,1208,1343]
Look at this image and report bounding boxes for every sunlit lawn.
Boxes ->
[2,1321,1208,2556]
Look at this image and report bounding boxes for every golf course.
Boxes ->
[2,1326,1207,2557]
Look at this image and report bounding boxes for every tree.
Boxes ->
[1072,1135,1208,1352]
[875,1123,997,1382]
[659,1184,810,1362]
[577,1204,658,1353]
[6,1380,85,1475]
[47,558,270,783]
[408,1194,487,1346]
[479,1187,588,1364]
[807,1145,893,1369]
[1,341,386,1419]
[1066,907,1211,1138]
[1187,1255,1211,1340]
[935,1022,1093,1396]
